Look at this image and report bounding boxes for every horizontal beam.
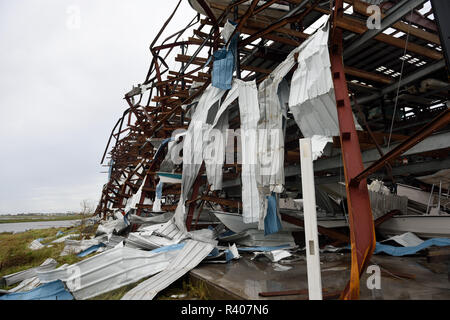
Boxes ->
[345,0,428,57]
[350,109,450,186]
[336,16,443,60]
[221,130,450,188]
[356,59,446,105]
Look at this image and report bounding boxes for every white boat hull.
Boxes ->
[212,211,348,233]
[378,215,450,239]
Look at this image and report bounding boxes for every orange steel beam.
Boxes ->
[331,0,376,300]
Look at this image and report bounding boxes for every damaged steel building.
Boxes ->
[94,0,450,300]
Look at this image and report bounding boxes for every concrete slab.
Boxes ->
[189,252,450,300]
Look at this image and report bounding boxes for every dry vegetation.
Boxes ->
[0,224,96,290]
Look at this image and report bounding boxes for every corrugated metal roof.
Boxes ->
[37,246,182,300]
[121,239,217,300]
[1,258,57,287]
[0,280,73,300]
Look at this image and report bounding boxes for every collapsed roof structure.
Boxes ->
[95,0,450,299]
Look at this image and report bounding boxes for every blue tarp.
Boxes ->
[224,248,235,262]
[212,21,239,90]
[208,247,220,258]
[264,194,282,236]
[0,280,73,300]
[373,238,450,256]
[77,243,107,258]
[150,242,186,254]
[155,181,164,199]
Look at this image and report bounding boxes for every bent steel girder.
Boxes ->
[331,0,376,300]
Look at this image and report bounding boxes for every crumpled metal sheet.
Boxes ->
[95,212,129,236]
[129,212,174,226]
[8,264,69,293]
[251,249,292,262]
[125,232,181,250]
[1,258,57,287]
[204,80,239,191]
[60,238,104,256]
[37,246,183,300]
[219,229,296,247]
[28,239,45,250]
[124,182,144,214]
[0,280,73,300]
[121,239,217,300]
[289,24,340,138]
[381,232,425,247]
[174,84,226,232]
[311,135,333,161]
[237,80,264,225]
[288,23,362,138]
[258,78,285,194]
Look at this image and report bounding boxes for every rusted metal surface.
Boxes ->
[331,0,376,300]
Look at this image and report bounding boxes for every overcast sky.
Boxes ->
[0,0,195,214]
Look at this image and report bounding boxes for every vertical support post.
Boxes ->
[426,184,435,215]
[331,0,376,300]
[299,138,322,301]
[436,181,442,215]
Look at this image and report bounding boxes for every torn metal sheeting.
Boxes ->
[8,264,69,294]
[0,280,73,301]
[77,243,106,257]
[121,239,217,300]
[381,232,425,247]
[51,234,80,244]
[125,232,181,250]
[204,244,240,264]
[1,258,57,287]
[212,211,301,233]
[129,212,174,226]
[251,249,292,263]
[219,228,296,247]
[29,239,45,250]
[105,235,126,250]
[37,246,183,300]
[60,238,106,256]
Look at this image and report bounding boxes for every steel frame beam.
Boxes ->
[350,108,450,187]
[356,59,446,105]
[344,0,428,57]
[331,0,376,300]
[431,0,450,69]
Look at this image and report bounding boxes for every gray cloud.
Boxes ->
[0,0,195,213]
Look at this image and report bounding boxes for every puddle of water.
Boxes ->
[0,220,81,233]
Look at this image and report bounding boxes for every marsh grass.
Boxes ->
[158,278,211,300]
[0,224,98,290]
[0,224,209,299]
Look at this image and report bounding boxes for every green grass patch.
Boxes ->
[157,278,211,300]
[0,223,98,290]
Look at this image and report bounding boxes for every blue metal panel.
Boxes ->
[0,280,73,300]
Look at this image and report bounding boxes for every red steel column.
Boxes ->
[330,0,376,300]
